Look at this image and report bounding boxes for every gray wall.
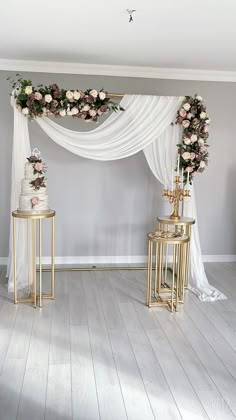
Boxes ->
[0,70,235,258]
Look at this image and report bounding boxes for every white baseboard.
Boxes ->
[1,255,236,265]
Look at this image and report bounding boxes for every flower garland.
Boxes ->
[9,75,124,122]
[27,154,47,190]
[176,94,210,185]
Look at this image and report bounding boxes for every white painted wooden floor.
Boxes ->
[0,263,236,420]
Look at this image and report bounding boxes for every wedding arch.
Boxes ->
[8,83,225,302]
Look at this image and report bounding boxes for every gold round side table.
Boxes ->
[12,210,55,308]
[146,232,190,311]
[157,216,195,288]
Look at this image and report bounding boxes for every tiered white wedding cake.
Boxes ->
[18,149,49,213]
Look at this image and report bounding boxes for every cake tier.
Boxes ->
[19,194,49,212]
[24,162,40,180]
[21,179,47,195]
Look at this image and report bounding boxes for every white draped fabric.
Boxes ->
[8,94,226,301]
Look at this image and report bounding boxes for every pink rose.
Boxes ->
[185,167,193,173]
[34,92,42,101]
[31,196,40,206]
[200,145,207,152]
[187,113,193,119]
[190,152,196,160]
[34,162,43,172]
[204,125,209,133]
[179,108,187,118]
[89,109,97,117]
[182,152,191,160]
[182,120,190,128]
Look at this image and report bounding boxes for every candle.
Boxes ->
[181,168,184,189]
[177,154,180,176]
[187,170,189,186]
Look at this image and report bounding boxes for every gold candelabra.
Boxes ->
[163,175,191,220]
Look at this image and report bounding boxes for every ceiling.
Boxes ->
[0,0,236,77]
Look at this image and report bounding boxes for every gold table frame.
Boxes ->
[12,210,55,308]
[146,233,190,311]
[157,216,195,289]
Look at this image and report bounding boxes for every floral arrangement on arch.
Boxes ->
[27,154,46,190]
[9,75,124,122]
[176,94,210,185]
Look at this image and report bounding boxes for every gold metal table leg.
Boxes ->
[13,217,17,304]
[51,216,55,299]
[39,219,42,308]
[32,219,37,308]
[27,219,31,296]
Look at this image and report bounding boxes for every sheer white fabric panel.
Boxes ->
[8,93,225,301]
[143,128,226,301]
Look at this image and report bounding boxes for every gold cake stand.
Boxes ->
[12,210,55,307]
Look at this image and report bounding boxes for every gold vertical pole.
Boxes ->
[176,244,179,311]
[158,243,162,294]
[164,244,168,285]
[171,244,176,312]
[13,216,17,304]
[51,216,55,299]
[154,242,158,295]
[27,219,30,296]
[39,219,42,308]
[146,240,151,306]
[185,226,191,288]
[32,219,37,308]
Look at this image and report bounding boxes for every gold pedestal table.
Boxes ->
[146,232,190,311]
[157,216,195,288]
[12,210,55,308]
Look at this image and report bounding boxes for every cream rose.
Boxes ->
[184,138,191,145]
[190,152,196,160]
[22,107,29,115]
[25,86,33,95]
[182,120,190,128]
[191,134,198,142]
[187,112,193,119]
[182,152,191,160]
[200,161,206,168]
[198,139,204,145]
[205,118,210,124]
[196,95,203,101]
[67,110,73,116]
[89,89,98,98]
[99,91,106,100]
[71,107,79,115]
[183,103,191,111]
[73,91,81,100]
[200,112,206,119]
[59,109,66,117]
[82,105,90,112]
[66,90,74,101]
[44,94,52,103]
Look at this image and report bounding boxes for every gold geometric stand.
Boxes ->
[156,216,195,289]
[146,232,190,311]
[12,210,55,308]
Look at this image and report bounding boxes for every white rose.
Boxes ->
[200,112,206,119]
[198,139,204,145]
[196,95,203,101]
[22,107,29,115]
[205,118,210,124]
[200,161,206,168]
[82,104,90,111]
[89,89,98,98]
[25,86,33,95]
[66,90,74,100]
[67,110,72,116]
[99,91,106,100]
[73,91,81,100]
[89,109,97,117]
[59,109,66,116]
[44,94,52,103]
[187,113,193,119]
[183,103,191,111]
[182,152,191,160]
[71,107,79,115]
[184,138,191,145]
[191,134,198,142]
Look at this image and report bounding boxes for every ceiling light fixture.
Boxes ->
[127,9,136,23]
